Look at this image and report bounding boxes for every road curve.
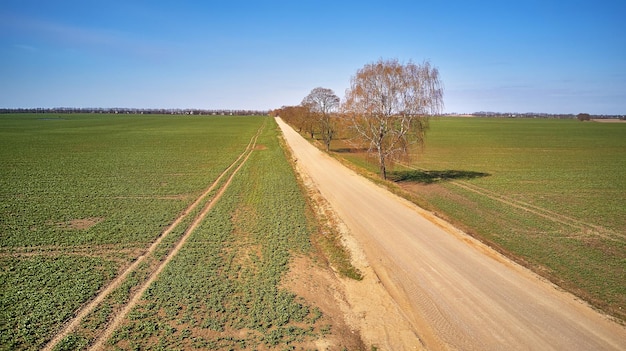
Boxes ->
[276,117,626,351]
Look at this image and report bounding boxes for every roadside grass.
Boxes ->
[313,227,364,281]
[326,117,626,322]
[279,134,364,282]
[0,114,266,350]
[106,118,327,350]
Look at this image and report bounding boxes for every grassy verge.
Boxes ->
[278,131,363,281]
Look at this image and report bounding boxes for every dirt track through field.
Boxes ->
[276,117,626,350]
[43,122,265,351]
[399,163,623,241]
[449,180,624,240]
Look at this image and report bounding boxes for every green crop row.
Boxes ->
[53,154,235,351]
[0,255,117,351]
[0,114,268,350]
[0,114,262,247]
[416,117,626,233]
[106,119,326,350]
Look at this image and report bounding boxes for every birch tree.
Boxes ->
[343,58,443,179]
[302,87,340,151]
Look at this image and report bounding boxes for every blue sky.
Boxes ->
[1,0,625,114]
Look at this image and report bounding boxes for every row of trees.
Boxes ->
[271,58,444,180]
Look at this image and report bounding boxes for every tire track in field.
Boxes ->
[43,122,265,351]
[89,126,261,350]
[394,164,626,240]
[0,243,137,256]
[450,180,624,241]
[400,164,623,241]
[0,244,143,264]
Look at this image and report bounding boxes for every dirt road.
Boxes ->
[276,117,626,350]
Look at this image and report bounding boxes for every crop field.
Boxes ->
[333,117,626,321]
[0,114,332,350]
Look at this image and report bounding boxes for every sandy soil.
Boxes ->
[592,118,626,123]
[276,117,626,351]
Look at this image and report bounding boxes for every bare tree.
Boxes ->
[302,87,340,151]
[273,105,310,134]
[343,58,443,179]
[299,101,317,139]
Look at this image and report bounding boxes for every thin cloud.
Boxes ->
[2,13,175,60]
[13,44,38,52]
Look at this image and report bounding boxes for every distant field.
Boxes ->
[0,114,261,248]
[333,117,626,320]
[0,114,327,350]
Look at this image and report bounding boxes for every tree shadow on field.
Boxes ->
[389,169,490,184]
[333,147,369,153]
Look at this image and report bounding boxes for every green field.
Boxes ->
[3,114,624,349]
[0,114,261,248]
[0,114,332,350]
[334,117,626,320]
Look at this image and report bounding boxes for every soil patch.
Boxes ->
[282,255,366,350]
[592,119,626,123]
[55,217,104,230]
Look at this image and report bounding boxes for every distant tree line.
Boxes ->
[577,113,591,121]
[466,111,625,120]
[0,107,268,116]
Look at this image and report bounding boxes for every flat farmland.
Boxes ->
[0,114,348,350]
[334,117,626,321]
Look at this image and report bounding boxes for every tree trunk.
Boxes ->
[324,129,332,151]
[378,130,387,179]
[378,149,387,179]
